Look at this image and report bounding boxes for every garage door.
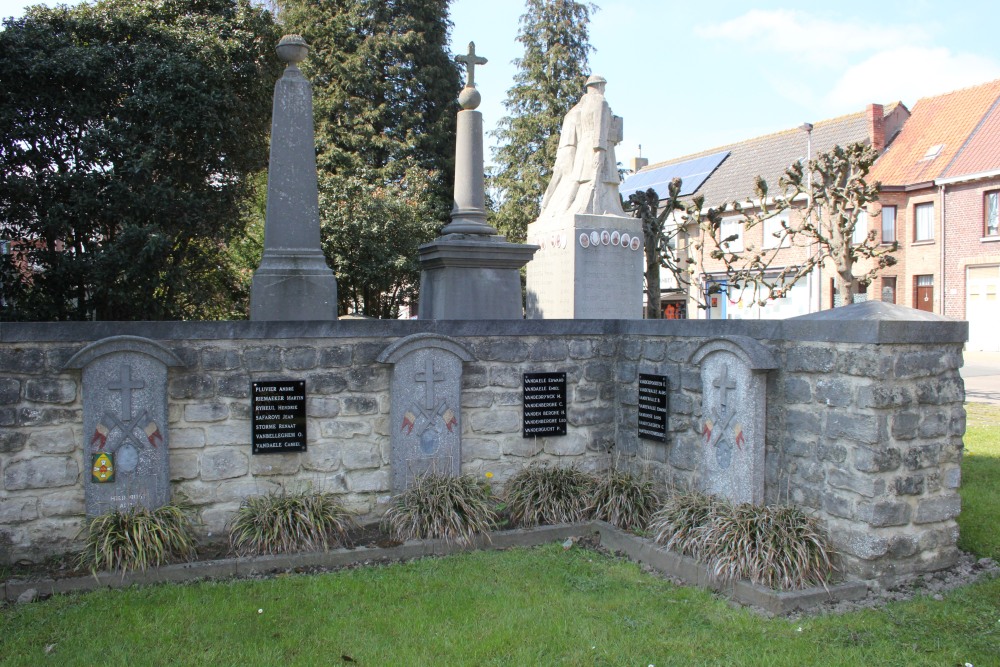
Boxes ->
[967,266,1000,352]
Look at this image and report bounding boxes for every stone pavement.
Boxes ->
[962,350,1000,404]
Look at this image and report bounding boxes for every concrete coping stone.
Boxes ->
[62,335,185,370]
[4,522,867,614]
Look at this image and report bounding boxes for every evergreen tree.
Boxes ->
[489,0,595,244]
[0,0,281,321]
[278,0,460,318]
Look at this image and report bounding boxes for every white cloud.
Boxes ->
[824,46,1000,110]
[697,9,926,66]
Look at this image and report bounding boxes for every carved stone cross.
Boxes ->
[415,358,444,410]
[455,41,487,88]
[108,364,144,420]
[713,364,737,409]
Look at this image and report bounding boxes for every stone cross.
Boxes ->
[713,365,737,409]
[415,358,444,410]
[108,364,144,420]
[455,41,487,88]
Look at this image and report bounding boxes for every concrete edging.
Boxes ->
[4,522,867,614]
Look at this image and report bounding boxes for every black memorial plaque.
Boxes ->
[638,373,669,443]
[522,372,567,437]
[252,380,307,454]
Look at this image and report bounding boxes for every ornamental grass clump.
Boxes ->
[228,488,356,557]
[77,503,197,576]
[503,464,596,528]
[649,490,836,590]
[382,472,499,545]
[589,468,660,532]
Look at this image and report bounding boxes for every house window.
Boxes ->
[719,217,744,253]
[914,202,934,241]
[985,191,999,237]
[881,276,896,303]
[852,210,869,245]
[881,206,896,244]
[762,212,790,249]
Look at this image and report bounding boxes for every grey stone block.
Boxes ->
[350,469,389,493]
[17,407,79,427]
[250,454,302,476]
[642,340,666,361]
[568,405,613,426]
[205,424,249,446]
[171,428,206,449]
[0,408,15,426]
[568,339,594,359]
[346,367,389,393]
[831,527,890,560]
[857,500,911,527]
[785,346,835,373]
[461,365,488,389]
[914,494,961,524]
[301,446,341,472]
[783,436,814,458]
[217,374,250,398]
[894,350,946,379]
[916,376,964,405]
[310,373,349,395]
[887,535,918,558]
[243,346,283,372]
[170,374,215,400]
[0,378,21,405]
[184,403,229,423]
[814,378,852,407]
[837,348,893,378]
[0,498,39,523]
[462,438,501,461]
[307,397,340,418]
[353,342,387,364]
[529,339,569,362]
[4,456,79,490]
[0,349,45,373]
[169,451,201,481]
[489,366,522,388]
[783,376,812,404]
[461,391,493,408]
[46,346,83,372]
[827,467,884,498]
[821,492,853,519]
[858,384,913,409]
[854,445,901,473]
[26,427,75,454]
[544,432,587,456]
[817,443,847,464]
[319,346,352,367]
[0,431,27,454]
[583,361,613,382]
[891,412,920,440]
[200,448,249,481]
[501,437,542,457]
[319,420,371,438]
[943,466,961,489]
[918,412,948,438]
[470,409,520,434]
[668,437,699,470]
[785,407,822,435]
[202,347,242,371]
[621,338,642,360]
[894,474,925,496]
[283,347,318,370]
[826,412,883,445]
[903,443,941,470]
[39,491,85,517]
[342,396,378,416]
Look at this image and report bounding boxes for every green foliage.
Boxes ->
[589,468,661,532]
[228,488,356,557]
[503,464,596,527]
[650,491,836,590]
[382,472,499,544]
[489,0,595,243]
[278,0,460,317]
[0,0,282,321]
[77,503,197,576]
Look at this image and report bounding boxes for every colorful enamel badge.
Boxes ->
[92,452,115,483]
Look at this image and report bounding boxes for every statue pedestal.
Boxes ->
[525,213,643,319]
[418,234,537,319]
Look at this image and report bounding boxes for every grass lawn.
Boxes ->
[2,405,998,667]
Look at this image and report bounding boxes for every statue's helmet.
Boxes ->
[585,74,607,89]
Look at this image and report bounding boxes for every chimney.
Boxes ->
[867,103,885,154]
[630,156,649,173]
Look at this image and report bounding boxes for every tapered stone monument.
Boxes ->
[417,43,537,320]
[251,35,338,321]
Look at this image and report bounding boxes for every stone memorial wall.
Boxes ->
[0,304,968,582]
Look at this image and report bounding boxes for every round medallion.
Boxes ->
[579,233,590,248]
[117,444,139,473]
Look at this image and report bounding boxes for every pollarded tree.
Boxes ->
[0,0,281,321]
[278,0,460,318]
[490,0,595,244]
[692,142,898,308]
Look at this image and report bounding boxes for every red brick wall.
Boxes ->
[942,179,1000,320]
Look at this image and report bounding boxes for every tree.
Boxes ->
[627,178,687,319]
[278,0,460,318]
[0,0,281,321]
[632,142,896,314]
[489,0,595,244]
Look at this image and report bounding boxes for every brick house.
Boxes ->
[867,78,1000,351]
[621,103,908,319]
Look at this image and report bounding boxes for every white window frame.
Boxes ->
[915,202,934,242]
[719,216,744,253]
[881,205,896,244]
[762,212,791,250]
[852,209,869,245]
[985,191,999,237]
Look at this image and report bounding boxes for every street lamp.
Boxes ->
[799,122,820,313]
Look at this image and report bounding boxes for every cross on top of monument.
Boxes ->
[713,365,737,408]
[415,358,445,410]
[108,364,144,420]
[455,41,487,88]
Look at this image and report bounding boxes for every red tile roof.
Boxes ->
[869,79,1000,186]
[941,94,1000,179]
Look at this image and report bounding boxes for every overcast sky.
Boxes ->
[5,0,1000,167]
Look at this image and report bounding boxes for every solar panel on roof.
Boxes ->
[619,150,730,200]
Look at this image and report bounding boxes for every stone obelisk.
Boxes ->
[250,35,338,321]
[417,43,537,320]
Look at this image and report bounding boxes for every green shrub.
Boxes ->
[382,472,499,545]
[77,502,197,576]
[503,464,596,528]
[650,491,836,590]
[229,488,356,557]
[589,468,660,532]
